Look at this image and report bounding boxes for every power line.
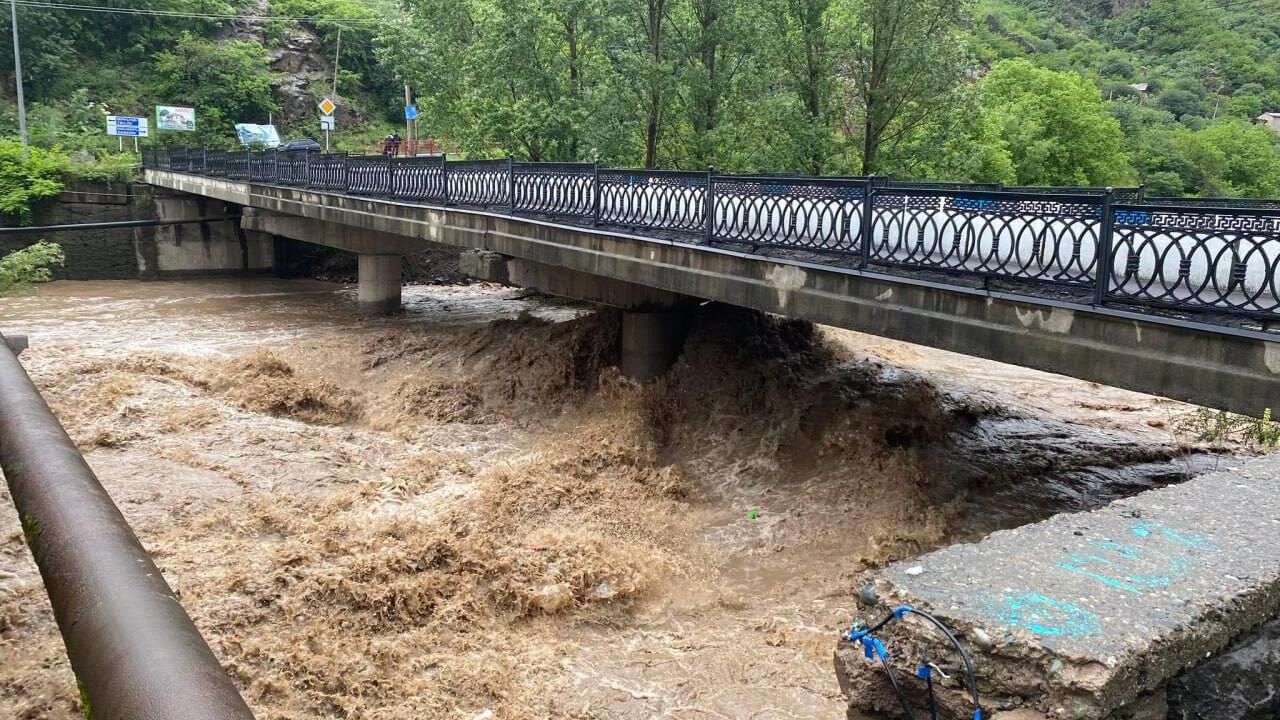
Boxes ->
[9,0,388,25]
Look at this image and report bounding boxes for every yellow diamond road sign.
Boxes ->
[318,98,336,116]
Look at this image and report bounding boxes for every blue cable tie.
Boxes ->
[892,604,913,619]
[860,636,888,661]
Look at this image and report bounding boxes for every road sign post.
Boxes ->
[320,114,335,151]
[318,98,337,151]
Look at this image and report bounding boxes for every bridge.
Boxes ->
[140,148,1280,415]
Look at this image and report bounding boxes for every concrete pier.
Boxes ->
[621,310,690,380]
[357,254,402,316]
[460,250,694,379]
[834,455,1280,720]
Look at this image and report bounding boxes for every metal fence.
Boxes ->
[142,148,1280,321]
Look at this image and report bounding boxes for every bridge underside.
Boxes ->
[146,169,1280,415]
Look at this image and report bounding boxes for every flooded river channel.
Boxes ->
[0,279,1229,719]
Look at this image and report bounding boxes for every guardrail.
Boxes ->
[140,147,1280,321]
[0,332,256,720]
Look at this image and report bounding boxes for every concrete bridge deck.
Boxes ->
[835,455,1280,719]
[142,167,1280,416]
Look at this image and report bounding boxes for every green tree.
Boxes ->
[152,35,280,144]
[679,0,763,167]
[1174,120,1280,198]
[765,0,837,174]
[835,0,971,175]
[0,140,66,224]
[978,59,1135,186]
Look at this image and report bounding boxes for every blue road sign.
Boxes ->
[404,105,418,120]
[107,115,149,137]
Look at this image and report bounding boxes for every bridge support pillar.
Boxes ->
[460,250,693,380]
[357,254,402,316]
[621,309,690,381]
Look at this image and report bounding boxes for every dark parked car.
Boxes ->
[277,138,322,152]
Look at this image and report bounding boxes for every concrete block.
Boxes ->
[459,249,510,284]
[835,455,1280,720]
[3,334,28,356]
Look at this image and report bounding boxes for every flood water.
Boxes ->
[0,278,1228,719]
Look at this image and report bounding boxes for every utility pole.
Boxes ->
[329,25,341,151]
[331,25,342,99]
[404,82,412,155]
[9,0,27,157]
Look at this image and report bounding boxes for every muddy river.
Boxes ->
[0,279,1231,719]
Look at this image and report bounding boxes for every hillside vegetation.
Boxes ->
[0,0,1277,199]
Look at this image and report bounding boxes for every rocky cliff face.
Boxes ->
[224,0,362,132]
[267,26,338,125]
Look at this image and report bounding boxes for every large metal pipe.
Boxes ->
[0,332,256,720]
[0,215,242,235]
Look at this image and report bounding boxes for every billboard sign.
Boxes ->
[156,105,195,132]
[106,115,149,137]
[234,123,281,148]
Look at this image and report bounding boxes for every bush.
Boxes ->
[0,140,67,224]
[66,153,137,184]
[0,241,64,294]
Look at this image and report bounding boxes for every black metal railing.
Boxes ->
[598,168,709,234]
[143,147,1280,321]
[392,155,446,203]
[870,187,1104,287]
[1107,204,1280,316]
[512,161,594,218]
[713,174,868,254]
[447,158,510,207]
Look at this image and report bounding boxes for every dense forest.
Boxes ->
[2,0,1280,198]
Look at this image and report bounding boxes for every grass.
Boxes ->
[1172,407,1280,449]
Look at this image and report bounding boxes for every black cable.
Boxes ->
[877,652,917,720]
[904,608,982,719]
[848,605,984,720]
[925,667,939,720]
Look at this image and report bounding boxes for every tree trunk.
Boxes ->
[645,0,664,169]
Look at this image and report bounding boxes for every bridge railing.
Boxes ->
[598,168,710,234]
[143,148,1280,321]
[446,158,510,207]
[1106,203,1280,316]
[392,155,447,203]
[311,151,350,192]
[512,161,595,219]
[869,186,1106,288]
[712,174,870,255]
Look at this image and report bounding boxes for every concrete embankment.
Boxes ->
[836,455,1280,719]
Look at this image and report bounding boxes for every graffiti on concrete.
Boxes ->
[989,521,1211,638]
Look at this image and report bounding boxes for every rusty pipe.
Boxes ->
[0,332,256,720]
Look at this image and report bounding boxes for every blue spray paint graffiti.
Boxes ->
[1055,521,1211,594]
[986,521,1212,638]
[991,592,1100,638]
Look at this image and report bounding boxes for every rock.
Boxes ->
[971,627,993,650]
[1165,617,1280,720]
